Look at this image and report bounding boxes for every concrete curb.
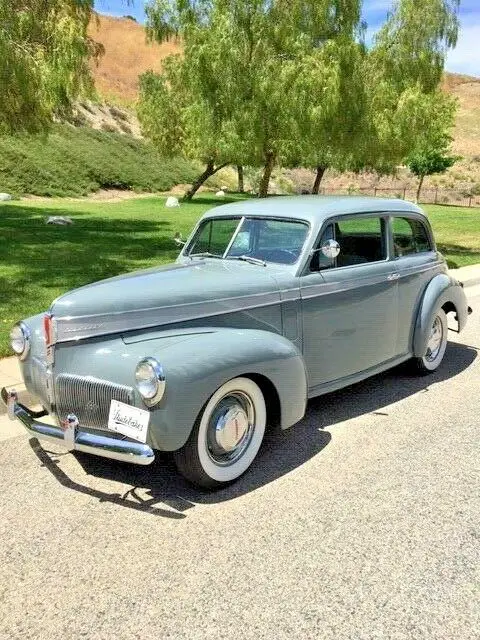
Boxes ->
[449,264,480,289]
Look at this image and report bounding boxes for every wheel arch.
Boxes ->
[413,274,469,357]
[142,328,308,451]
[242,372,281,429]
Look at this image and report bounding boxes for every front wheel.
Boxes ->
[173,377,266,489]
[413,309,448,374]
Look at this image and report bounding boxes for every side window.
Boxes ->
[393,217,432,257]
[311,217,386,271]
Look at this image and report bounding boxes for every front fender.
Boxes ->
[147,328,308,451]
[413,274,469,357]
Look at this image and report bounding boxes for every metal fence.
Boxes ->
[318,186,480,208]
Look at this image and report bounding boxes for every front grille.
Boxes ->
[55,374,134,430]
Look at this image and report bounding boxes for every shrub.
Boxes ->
[101,122,118,133]
[109,106,128,122]
[0,124,197,197]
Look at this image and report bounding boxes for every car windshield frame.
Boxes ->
[185,216,310,266]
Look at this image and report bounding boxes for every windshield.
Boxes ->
[186,217,309,265]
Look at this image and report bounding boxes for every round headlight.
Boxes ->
[135,357,165,405]
[10,322,31,360]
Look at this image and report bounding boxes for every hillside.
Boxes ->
[88,14,181,103]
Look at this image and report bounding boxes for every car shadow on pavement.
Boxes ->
[30,340,477,519]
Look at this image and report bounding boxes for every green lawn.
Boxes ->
[0,195,478,357]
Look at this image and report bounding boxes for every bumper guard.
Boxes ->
[1,387,155,466]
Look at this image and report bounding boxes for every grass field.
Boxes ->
[0,195,478,357]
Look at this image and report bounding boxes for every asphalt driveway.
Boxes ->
[0,287,479,640]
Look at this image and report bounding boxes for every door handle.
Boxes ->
[387,272,400,281]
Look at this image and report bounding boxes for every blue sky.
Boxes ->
[94,0,479,77]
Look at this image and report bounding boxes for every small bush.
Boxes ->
[119,121,132,135]
[109,106,128,122]
[101,122,118,133]
[79,101,95,114]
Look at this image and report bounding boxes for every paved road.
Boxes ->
[1,289,479,640]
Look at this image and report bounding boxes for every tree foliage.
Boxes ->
[0,0,102,133]
[140,0,461,199]
[405,93,458,202]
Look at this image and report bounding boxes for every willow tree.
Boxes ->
[140,1,247,200]
[363,0,460,171]
[0,0,102,132]
[142,0,369,198]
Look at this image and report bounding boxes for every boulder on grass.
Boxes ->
[0,193,12,201]
[46,216,74,225]
[165,196,180,208]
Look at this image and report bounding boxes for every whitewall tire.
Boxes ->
[174,377,266,489]
[414,309,448,374]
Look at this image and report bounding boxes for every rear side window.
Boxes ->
[311,216,387,271]
[393,217,432,257]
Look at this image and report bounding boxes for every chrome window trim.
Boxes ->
[300,211,391,276]
[182,215,312,267]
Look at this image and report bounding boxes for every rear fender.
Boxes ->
[413,274,469,357]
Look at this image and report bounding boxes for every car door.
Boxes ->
[300,214,399,392]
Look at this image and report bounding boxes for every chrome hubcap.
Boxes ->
[425,316,443,362]
[207,392,255,466]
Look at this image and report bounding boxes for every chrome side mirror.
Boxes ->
[174,232,186,247]
[320,239,340,259]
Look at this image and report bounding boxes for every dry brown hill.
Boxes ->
[88,13,180,103]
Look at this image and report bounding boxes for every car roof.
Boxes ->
[201,195,425,225]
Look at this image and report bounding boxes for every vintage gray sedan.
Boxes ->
[2,196,472,488]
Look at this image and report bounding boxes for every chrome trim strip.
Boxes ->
[301,262,443,300]
[55,290,283,343]
[1,387,155,466]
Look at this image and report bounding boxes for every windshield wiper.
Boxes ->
[189,252,222,259]
[234,255,267,267]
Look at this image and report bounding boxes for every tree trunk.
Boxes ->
[415,174,425,204]
[237,165,244,193]
[182,161,228,201]
[258,152,275,198]
[311,165,327,194]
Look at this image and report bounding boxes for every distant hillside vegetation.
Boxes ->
[0,125,197,197]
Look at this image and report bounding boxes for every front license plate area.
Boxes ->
[108,400,150,443]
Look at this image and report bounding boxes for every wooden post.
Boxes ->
[403,188,406,200]
[469,196,472,207]
[374,187,377,197]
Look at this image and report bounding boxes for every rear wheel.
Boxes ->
[173,377,266,489]
[413,309,448,374]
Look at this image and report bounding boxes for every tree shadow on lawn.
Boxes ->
[0,204,178,305]
[436,243,480,269]
[30,340,477,519]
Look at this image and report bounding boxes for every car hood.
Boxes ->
[51,259,283,343]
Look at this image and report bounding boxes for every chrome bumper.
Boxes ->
[1,387,155,466]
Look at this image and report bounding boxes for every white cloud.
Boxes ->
[446,23,480,77]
